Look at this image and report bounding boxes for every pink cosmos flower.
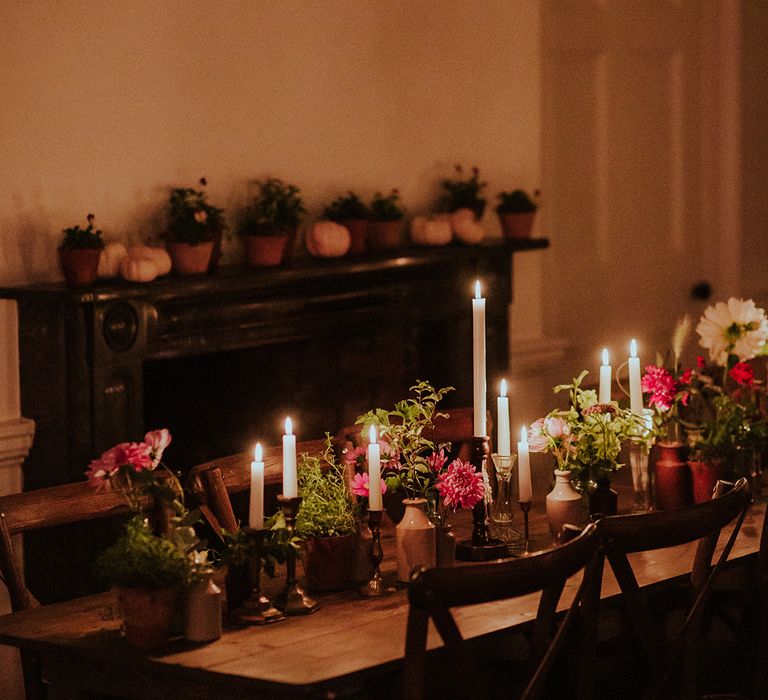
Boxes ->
[641,365,677,412]
[350,472,387,498]
[145,429,172,467]
[729,361,755,387]
[85,441,152,490]
[426,449,448,473]
[435,459,485,510]
[343,445,368,471]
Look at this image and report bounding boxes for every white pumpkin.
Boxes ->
[128,245,172,276]
[306,221,351,258]
[119,255,159,283]
[451,208,485,245]
[97,242,129,279]
[410,216,452,246]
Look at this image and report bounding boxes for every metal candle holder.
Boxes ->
[519,500,532,554]
[359,509,390,597]
[275,495,319,615]
[455,436,507,561]
[232,527,284,625]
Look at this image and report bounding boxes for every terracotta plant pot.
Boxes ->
[689,458,726,504]
[166,241,214,275]
[367,220,403,252]
[58,248,102,288]
[498,211,536,239]
[208,229,223,273]
[115,586,179,649]
[653,443,693,510]
[340,219,368,255]
[243,234,288,267]
[301,534,355,592]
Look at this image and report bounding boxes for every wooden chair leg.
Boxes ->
[403,607,429,700]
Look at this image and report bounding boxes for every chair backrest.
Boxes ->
[595,477,751,699]
[186,438,329,537]
[403,523,602,700]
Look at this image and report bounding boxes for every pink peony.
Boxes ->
[641,365,677,412]
[350,472,387,498]
[544,416,571,439]
[435,459,485,510]
[145,429,172,467]
[527,418,550,453]
[426,449,448,473]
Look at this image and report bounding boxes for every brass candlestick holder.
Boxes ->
[519,500,532,554]
[455,436,507,561]
[232,527,284,625]
[275,495,319,615]
[359,509,390,597]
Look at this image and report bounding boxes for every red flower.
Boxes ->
[435,459,485,510]
[679,368,692,385]
[697,355,706,369]
[729,361,755,387]
[640,365,677,412]
[426,449,448,473]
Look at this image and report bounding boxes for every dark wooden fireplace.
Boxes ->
[1,238,545,600]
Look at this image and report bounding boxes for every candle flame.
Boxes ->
[474,279,481,299]
[284,417,293,435]
[369,425,377,444]
[602,348,609,366]
[521,426,528,442]
[500,378,507,397]
[254,443,262,461]
[630,338,638,358]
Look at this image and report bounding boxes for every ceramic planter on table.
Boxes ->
[546,469,587,538]
[243,234,289,267]
[395,498,435,583]
[653,443,692,510]
[498,211,536,239]
[301,534,355,592]
[166,241,214,275]
[115,585,179,649]
[367,220,402,252]
[58,248,102,287]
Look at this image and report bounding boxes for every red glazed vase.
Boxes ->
[301,534,355,592]
[653,443,693,510]
[688,458,726,504]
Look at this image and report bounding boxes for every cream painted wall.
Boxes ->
[0,0,542,284]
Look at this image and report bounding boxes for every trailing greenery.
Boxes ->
[323,191,370,222]
[440,165,486,214]
[238,178,306,236]
[95,516,190,590]
[369,189,404,222]
[296,436,357,538]
[60,213,104,249]
[496,189,538,214]
[165,178,226,244]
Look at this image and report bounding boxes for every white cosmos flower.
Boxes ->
[696,297,768,365]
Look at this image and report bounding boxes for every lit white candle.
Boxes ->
[517,426,532,503]
[497,379,511,456]
[472,280,487,437]
[282,417,298,498]
[367,425,382,511]
[599,348,612,404]
[628,339,643,416]
[249,443,264,529]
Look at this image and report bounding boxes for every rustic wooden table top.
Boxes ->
[0,473,764,699]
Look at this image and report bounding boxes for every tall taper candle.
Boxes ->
[282,417,298,498]
[599,348,612,404]
[628,339,643,416]
[249,443,264,529]
[472,280,487,437]
[497,379,511,456]
[367,425,383,511]
[517,426,532,502]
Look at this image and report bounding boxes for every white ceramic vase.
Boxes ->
[184,572,222,643]
[546,469,587,538]
[396,498,436,583]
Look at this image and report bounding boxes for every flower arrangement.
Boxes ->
[434,458,485,512]
[529,371,644,489]
[439,164,487,216]
[238,178,306,236]
[165,177,226,245]
[60,213,105,249]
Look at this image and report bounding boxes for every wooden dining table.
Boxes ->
[0,471,764,699]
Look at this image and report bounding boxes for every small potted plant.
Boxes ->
[367,189,404,252]
[496,189,539,239]
[165,178,226,275]
[58,213,105,287]
[238,178,306,267]
[323,191,370,255]
[439,164,487,220]
[296,437,358,592]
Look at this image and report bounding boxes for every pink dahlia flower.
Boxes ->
[641,365,677,412]
[350,472,387,498]
[426,448,448,473]
[435,459,484,510]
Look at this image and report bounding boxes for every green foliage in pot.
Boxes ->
[60,213,105,249]
[238,178,306,236]
[695,394,768,462]
[323,191,370,222]
[369,189,404,222]
[439,164,486,214]
[221,511,297,578]
[165,177,226,244]
[296,437,357,538]
[95,516,191,590]
[496,189,538,214]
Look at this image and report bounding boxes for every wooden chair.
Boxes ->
[593,477,752,699]
[0,480,170,699]
[403,523,603,700]
[186,438,328,537]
